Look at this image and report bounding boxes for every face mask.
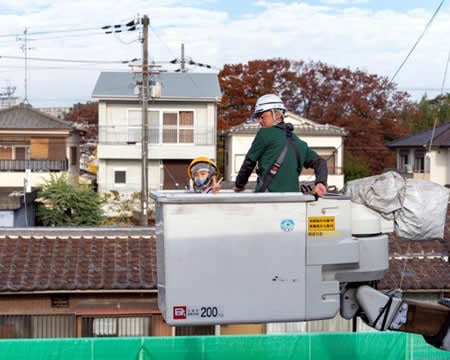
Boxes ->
[194,177,208,187]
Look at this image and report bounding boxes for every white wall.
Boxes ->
[0,172,65,188]
[98,159,162,194]
[97,100,218,195]
[225,133,345,189]
[0,211,14,227]
[430,149,449,185]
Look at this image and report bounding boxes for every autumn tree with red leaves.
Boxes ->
[65,102,98,156]
[218,59,415,175]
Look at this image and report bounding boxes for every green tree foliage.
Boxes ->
[218,59,415,175]
[412,93,450,133]
[36,174,104,226]
[344,153,371,182]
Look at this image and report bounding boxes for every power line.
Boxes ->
[0,55,139,64]
[0,19,141,39]
[390,0,446,83]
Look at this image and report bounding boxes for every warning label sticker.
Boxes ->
[308,216,335,232]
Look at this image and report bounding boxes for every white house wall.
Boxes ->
[98,102,215,159]
[97,159,161,194]
[97,100,217,193]
[447,150,450,185]
[1,172,63,188]
[430,149,449,185]
[227,133,344,189]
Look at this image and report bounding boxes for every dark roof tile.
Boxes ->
[0,234,156,293]
[387,122,450,148]
[0,103,73,130]
[379,205,450,290]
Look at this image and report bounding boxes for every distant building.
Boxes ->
[0,187,37,227]
[36,106,71,120]
[92,71,222,194]
[221,112,347,190]
[0,85,23,109]
[0,96,22,109]
[387,122,450,186]
[0,103,81,189]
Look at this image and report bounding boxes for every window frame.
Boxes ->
[114,169,127,186]
[127,108,195,145]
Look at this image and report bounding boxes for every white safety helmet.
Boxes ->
[252,94,286,118]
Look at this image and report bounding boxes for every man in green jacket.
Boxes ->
[234,94,328,195]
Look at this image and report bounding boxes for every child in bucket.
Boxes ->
[187,157,222,194]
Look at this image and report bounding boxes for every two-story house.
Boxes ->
[221,112,347,190]
[0,103,80,188]
[387,122,450,186]
[92,72,222,195]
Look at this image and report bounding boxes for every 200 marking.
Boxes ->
[201,306,218,317]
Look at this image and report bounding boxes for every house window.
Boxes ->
[0,145,12,160]
[175,325,215,336]
[414,150,425,173]
[128,110,163,144]
[399,150,410,173]
[128,110,141,143]
[15,147,27,160]
[162,111,194,144]
[70,146,77,166]
[114,170,126,184]
[0,314,76,338]
[149,110,160,144]
[82,316,151,337]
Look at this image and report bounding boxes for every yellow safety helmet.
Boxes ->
[187,156,219,179]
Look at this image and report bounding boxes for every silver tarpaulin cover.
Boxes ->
[344,171,449,240]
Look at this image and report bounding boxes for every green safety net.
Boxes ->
[0,332,449,360]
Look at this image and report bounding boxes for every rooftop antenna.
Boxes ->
[17,28,32,104]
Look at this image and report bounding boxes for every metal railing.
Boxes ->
[0,314,152,339]
[0,314,76,338]
[0,159,68,172]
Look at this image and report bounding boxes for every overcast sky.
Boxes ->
[0,0,448,108]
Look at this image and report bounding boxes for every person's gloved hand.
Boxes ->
[299,183,314,194]
[314,183,327,197]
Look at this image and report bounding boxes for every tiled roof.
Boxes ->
[0,204,447,294]
[222,112,347,137]
[386,122,450,148]
[0,103,74,130]
[223,123,346,136]
[0,229,156,293]
[378,209,450,291]
[92,72,222,100]
[379,258,449,290]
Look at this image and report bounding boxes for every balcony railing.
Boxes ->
[0,159,68,172]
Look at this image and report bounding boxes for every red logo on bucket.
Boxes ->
[173,306,187,320]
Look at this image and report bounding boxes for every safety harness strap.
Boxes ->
[259,129,301,192]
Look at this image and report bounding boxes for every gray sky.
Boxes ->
[0,0,448,107]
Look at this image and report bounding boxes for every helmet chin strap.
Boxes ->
[271,109,284,125]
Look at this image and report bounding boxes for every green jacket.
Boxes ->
[235,123,328,192]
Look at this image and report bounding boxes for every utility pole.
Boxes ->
[140,15,149,226]
[180,43,186,72]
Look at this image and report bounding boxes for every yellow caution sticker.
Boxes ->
[308,216,335,232]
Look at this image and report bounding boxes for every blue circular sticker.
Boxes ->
[280,219,295,232]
